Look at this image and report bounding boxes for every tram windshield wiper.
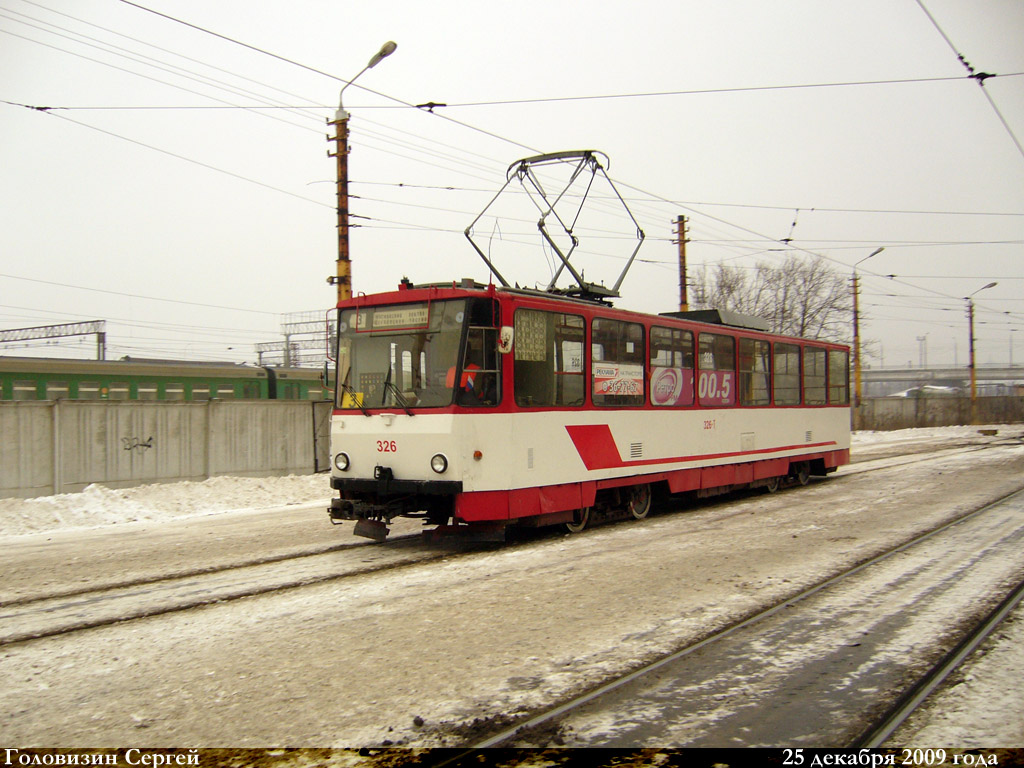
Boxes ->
[340,366,370,416]
[383,380,414,415]
[381,367,414,416]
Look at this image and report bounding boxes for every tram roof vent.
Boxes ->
[401,279,491,291]
[659,308,770,332]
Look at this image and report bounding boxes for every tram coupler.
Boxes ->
[328,497,355,523]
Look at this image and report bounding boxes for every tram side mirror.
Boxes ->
[321,361,330,387]
[498,326,514,354]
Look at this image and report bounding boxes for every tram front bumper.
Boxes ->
[328,473,463,524]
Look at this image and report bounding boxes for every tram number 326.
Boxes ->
[377,440,397,453]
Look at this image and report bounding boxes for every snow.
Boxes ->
[0,474,331,537]
[853,425,989,445]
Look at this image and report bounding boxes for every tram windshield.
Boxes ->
[334,298,499,410]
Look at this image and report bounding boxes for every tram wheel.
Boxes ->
[565,507,590,533]
[626,484,652,520]
[764,476,781,493]
[792,462,811,486]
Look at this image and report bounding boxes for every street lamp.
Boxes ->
[966,281,997,424]
[328,41,397,303]
[852,246,883,427]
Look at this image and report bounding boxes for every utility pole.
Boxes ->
[968,299,977,423]
[966,281,997,425]
[852,247,883,429]
[675,215,688,312]
[327,115,352,303]
[326,41,397,304]
[852,271,862,416]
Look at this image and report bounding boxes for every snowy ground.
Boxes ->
[2,425,1023,749]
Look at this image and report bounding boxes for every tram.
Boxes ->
[327,151,850,540]
[326,279,850,540]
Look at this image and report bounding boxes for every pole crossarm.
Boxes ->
[281,321,328,335]
[255,338,330,353]
[0,320,105,343]
[0,320,107,360]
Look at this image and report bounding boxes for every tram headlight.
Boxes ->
[334,452,351,472]
[430,453,448,474]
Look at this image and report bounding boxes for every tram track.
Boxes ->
[1,437,1015,650]
[842,433,1023,476]
[0,532,447,646]
[855,574,1024,747]
[455,483,1024,749]
[2,536,389,609]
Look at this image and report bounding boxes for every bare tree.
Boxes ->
[690,254,851,342]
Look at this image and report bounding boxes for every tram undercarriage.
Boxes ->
[329,454,842,542]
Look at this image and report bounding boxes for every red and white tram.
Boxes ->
[327,279,851,540]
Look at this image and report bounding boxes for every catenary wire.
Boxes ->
[915,0,1024,163]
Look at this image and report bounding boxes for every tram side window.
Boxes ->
[773,343,801,405]
[454,299,502,407]
[514,309,585,407]
[455,327,501,406]
[829,349,850,405]
[697,333,736,406]
[592,318,645,407]
[738,338,771,406]
[804,347,827,405]
[650,326,694,407]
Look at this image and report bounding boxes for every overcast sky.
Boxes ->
[2,0,1022,368]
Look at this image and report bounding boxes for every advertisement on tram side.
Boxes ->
[650,366,695,406]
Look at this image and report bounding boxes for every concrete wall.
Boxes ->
[1,400,332,500]
[857,395,1024,431]
[4,396,1021,500]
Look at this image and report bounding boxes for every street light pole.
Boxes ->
[966,281,997,424]
[327,41,397,304]
[852,246,883,429]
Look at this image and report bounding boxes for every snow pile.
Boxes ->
[0,474,332,537]
[851,424,1005,446]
